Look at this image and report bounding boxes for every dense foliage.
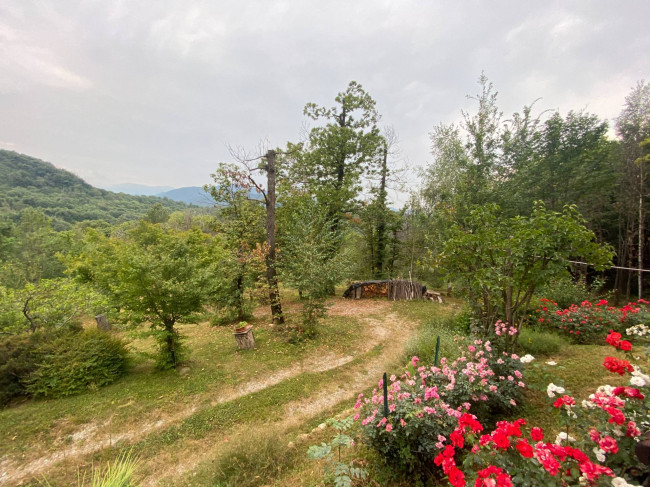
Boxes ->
[0,328,129,404]
[439,203,613,339]
[70,222,224,368]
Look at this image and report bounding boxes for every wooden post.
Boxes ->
[95,314,111,331]
[234,325,255,350]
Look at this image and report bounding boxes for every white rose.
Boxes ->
[592,447,606,462]
[630,376,646,387]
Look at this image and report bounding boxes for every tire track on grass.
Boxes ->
[0,301,400,486]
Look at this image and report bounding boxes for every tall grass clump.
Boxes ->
[517,327,568,356]
[41,451,139,487]
[404,311,469,364]
[195,427,299,487]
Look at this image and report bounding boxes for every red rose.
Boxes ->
[531,427,544,441]
[606,330,622,348]
[599,436,618,454]
[516,439,534,458]
[448,466,465,487]
[603,357,634,375]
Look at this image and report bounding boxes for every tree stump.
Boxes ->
[234,325,255,350]
[95,314,112,332]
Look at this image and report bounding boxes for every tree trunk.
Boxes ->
[374,143,388,278]
[164,320,178,368]
[234,325,255,349]
[264,150,284,325]
[639,162,644,299]
[22,297,37,332]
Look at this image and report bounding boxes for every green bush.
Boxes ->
[517,328,568,356]
[0,332,47,405]
[26,330,129,398]
[537,276,607,310]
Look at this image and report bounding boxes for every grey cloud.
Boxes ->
[0,0,648,196]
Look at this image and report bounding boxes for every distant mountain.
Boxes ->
[102,183,175,196]
[156,186,215,206]
[0,150,188,228]
[156,186,265,206]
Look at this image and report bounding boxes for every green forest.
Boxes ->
[0,150,189,229]
[1,77,650,487]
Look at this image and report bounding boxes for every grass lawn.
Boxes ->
[3,291,644,487]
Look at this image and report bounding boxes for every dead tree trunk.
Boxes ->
[374,142,388,278]
[264,150,284,325]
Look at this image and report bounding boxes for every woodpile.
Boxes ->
[343,279,429,301]
[424,290,445,303]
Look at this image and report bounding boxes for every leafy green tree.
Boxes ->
[614,81,650,299]
[144,202,170,224]
[278,195,350,334]
[283,82,384,251]
[206,165,267,323]
[0,278,105,334]
[0,208,66,288]
[438,203,613,345]
[71,222,223,368]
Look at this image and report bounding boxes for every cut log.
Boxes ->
[343,279,427,301]
[234,325,255,350]
[95,314,112,331]
[424,290,444,303]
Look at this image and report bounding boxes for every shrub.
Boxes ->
[537,276,607,310]
[355,334,526,479]
[437,329,650,487]
[537,298,650,343]
[25,330,129,398]
[0,332,47,406]
[517,328,568,356]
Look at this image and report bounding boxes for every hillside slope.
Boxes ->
[0,150,188,227]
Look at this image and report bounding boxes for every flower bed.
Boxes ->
[536,298,650,343]
[354,333,525,477]
[437,328,650,486]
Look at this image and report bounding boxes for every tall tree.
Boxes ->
[70,223,222,369]
[288,81,384,235]
[206,169,265,323]
[615,81,650,299]
[207,150,285,325]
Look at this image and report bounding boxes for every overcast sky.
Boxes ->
[1,1,648,203]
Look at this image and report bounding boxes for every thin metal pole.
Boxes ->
[382,372,389,418]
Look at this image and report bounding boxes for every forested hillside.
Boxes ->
[0,150,188,228]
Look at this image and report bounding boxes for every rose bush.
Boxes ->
[437,328,650,486]
[355,332,526,477]
[536,298,650,343]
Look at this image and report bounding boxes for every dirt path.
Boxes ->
[140,303,420,486]
[0,299,420,486]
